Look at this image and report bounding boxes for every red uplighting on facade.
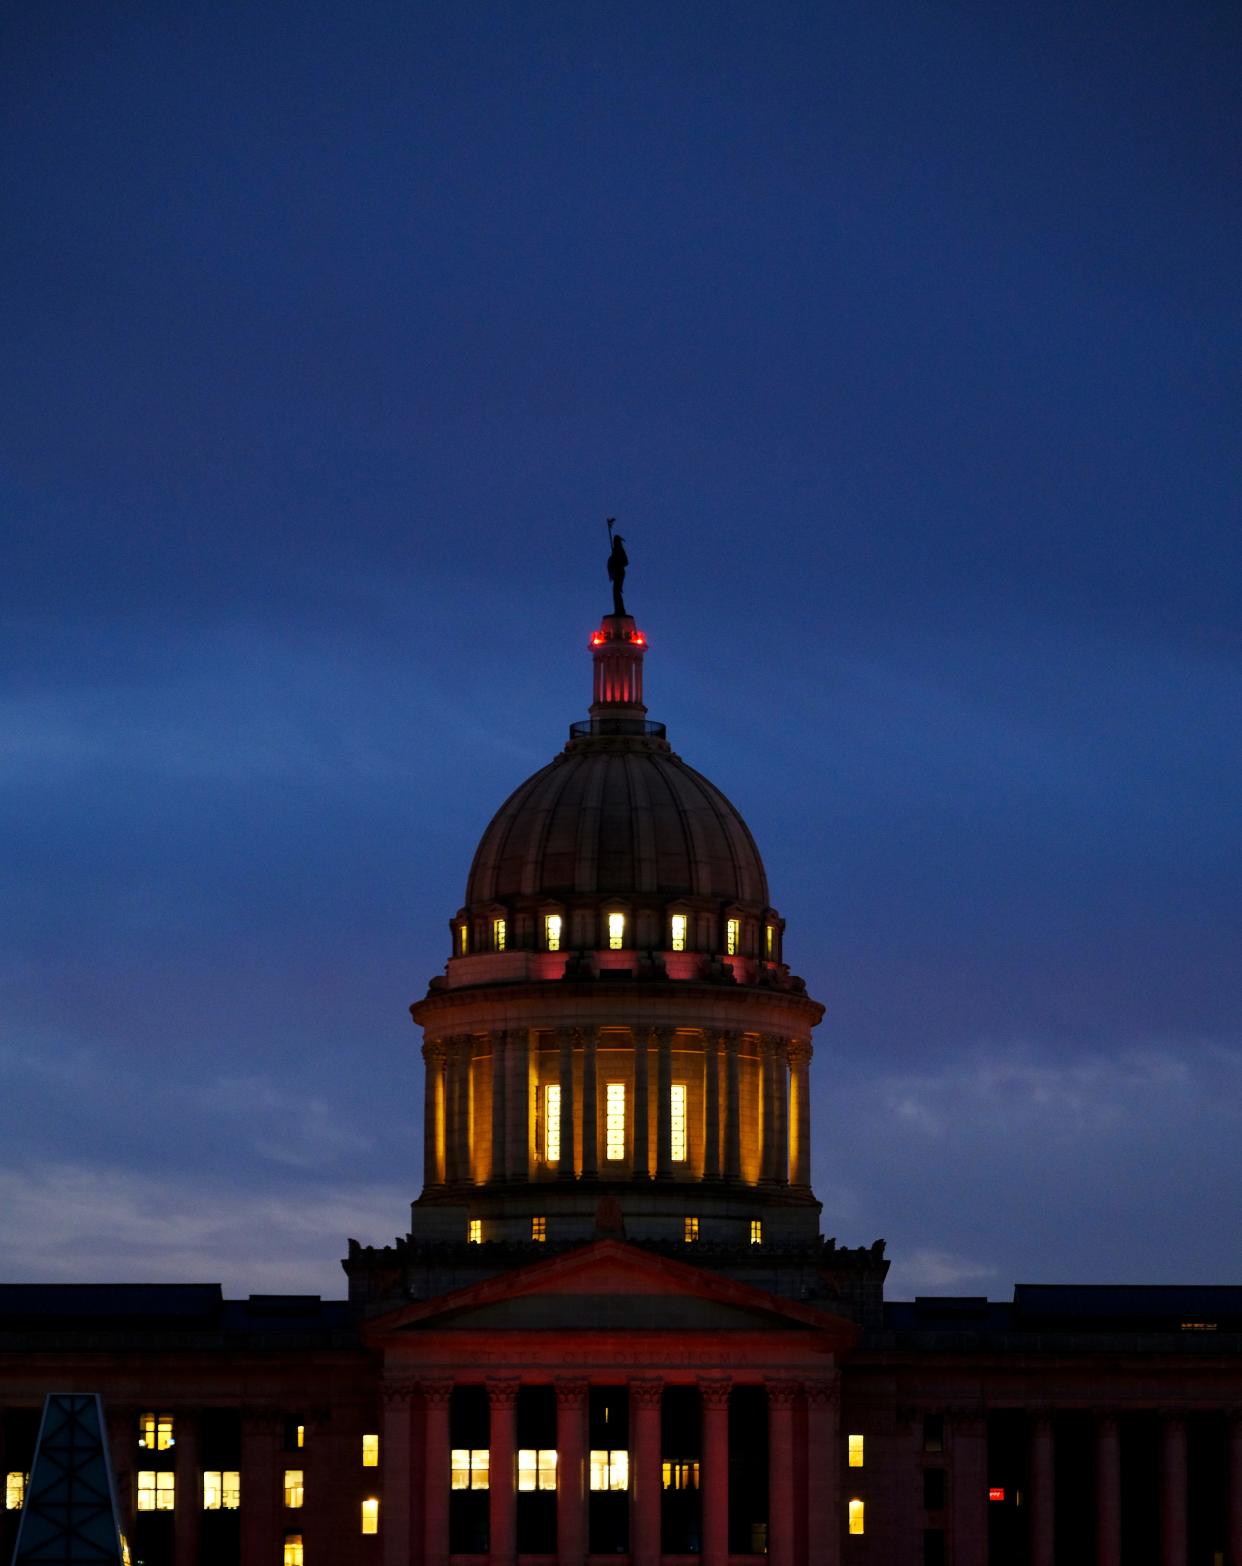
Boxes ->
[630,632,646,645]
[988,1487,1005,1503]
[590,632,605,646]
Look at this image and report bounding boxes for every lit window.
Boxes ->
[662,1460,700,1490]
[138,1413,174,1451]
[451,1448,491,1489]
[848,1499,865,1535]
[361,1496,380,1535]
[766,923,775,959]
[458,924,468,955]
[517,1449,557,1491]
[203,1471,240,1510]
[545,1083,561,1162]
[670,913,687,952]
[532,1215,547,1242]
[137,1472,175,1512]
[295,1424,304,1449]
[684,1216,699,1243]
[726,919,739,956]
[545,913,562,951]
[922,1414,944,1453]
[284,1470,304,1509]
[590,1450,629,1491]
[468,1218,482,1243]
[362,1434,379,1468]
[283,1535,304,1566]
[605,1081,626,1160]
[493,918,506,952]
[848,1434,864,1468]
[608,912,625,950]
[5,1472,26,1511]
[670,1082,687,1162]
[750,1219,763,1245]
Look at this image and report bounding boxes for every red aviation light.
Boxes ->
[630,631,646,646]
[988,1488,1005,1503]
[590,631,605,646]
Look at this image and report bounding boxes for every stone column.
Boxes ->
[1228,1410,1242,1566]
[382,1382,416,1566]
[701,1379,732,1566]
[490,1033,508,1184]
[1161,1413,1188,1566]
[704,1034,722,1180]
[631,1380,663,1566]
[655,1028,674,1179]
[444,1040,465,1186]
[759,1038,777,1183]
[789,1040,812,1189]
[505,1029,530,1183]
[174,1409,200,1566]
[772,1038,789,1185]
[767,1381,798,1566]
[581,1030,598,1180]
[1095,1411,1121,1566]
[949,1408,987,1566]
[240,1407,281,1565]
[632,1028,652,1179]
[488,1379,519,1566]
[724,1033,743,1182]
[806,1378,841,1566]
[558,1028,576,1180]
[556,1379,588,1566]
[1029,1410,1055,1566]
[423,1040,446,1189]
[423,1381,453,1566]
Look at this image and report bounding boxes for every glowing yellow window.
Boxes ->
[684,1216,699,1242]
[468,1218,482,1243]
[5,1472,27,1511]
[848,1499,865,1535]
[203,1471,240,1510]
[283,1535,304,1566]
[726,918,739,956]
[532,1215,547,1242]
[848,1434,864,1468]
[362,1433,379,1468]
[138,1413,174,1451]
[284,1470,304,1509]
[458,923,468,955]
[607,912,625,949]
[545,1083,561,1162]
[670,1082,687,1162]
[137,1472,175,1512]
[662,1460,700,1490]
[589,1450,629,1491]
[361,1496,380,1534]
[605,1081,626,1160]
[295,1424,304,1449]
[670,913,687,951]
[517,1449,557,1491]
[545,913,562,951]
[493,918,506,952]
[750,1219,763,1245]
[451,1449,489,1490]
[766,923,775,958]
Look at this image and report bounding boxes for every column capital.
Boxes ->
[947,1405,986,1435]
[804,1378,840,1408]
[554,1378,588,1407]
[382,1379,419,1406]
[1029,1406,1055,1433]
[487,1377,521,1409]
[699,1378,732,1408]
[1159,1408,1188,1430]
[241,1404,285,1432]
[630,1378,663,1410]
[1093,1408,1121,1432]
[420,1379,455,1408]
[423,1038,446,1063]
[765,1379,801,1409]
[787,1038,812,1067]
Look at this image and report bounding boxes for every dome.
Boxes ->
[465,743,770,908]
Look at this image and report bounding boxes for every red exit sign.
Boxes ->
[988,1487,1005,1502]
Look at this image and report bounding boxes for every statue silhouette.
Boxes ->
[606,524,628,617]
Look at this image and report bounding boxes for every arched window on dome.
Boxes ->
[607,912,625,951]
[726,919,739,957]
[670,914,687,952]
[492,918,507,952]
[458,924,469,956]
[544,913,562,951]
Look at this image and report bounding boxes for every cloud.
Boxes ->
[189,1075,373,1169]
[888,1248,998,1295]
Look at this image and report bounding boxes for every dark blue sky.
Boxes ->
[3,2,1240,1297]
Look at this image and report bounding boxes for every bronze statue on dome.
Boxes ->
[606,517,628,617]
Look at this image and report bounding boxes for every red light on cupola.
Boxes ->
[590,632,605,646]
[630,632,646,646]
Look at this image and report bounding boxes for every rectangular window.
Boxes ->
[662,1460,700,1490]
[608,912,625,949]
[766,923,775,959]
[361,1496,379,1535]
[545,913,562,951]
[493,917,506,951]
[203,1471,240,1510]
[138,1412,174,1451]
[532,1215,547,1242]
[468,1218,482,1243]
[283,1535,304,1566]
[589,1450,629,1491]
[848,1434,864,1468]
[296,1424,304,1449]
[605,1081,626,1160]
[362,1433,379,1468]
[848,1498,865,1535]
[517,1449,557,1491]
[684,1216,699,1243]
[284,1470,304,1509]
[451,1448,491,1490]
[670,913,687,951]
[923,1528,946,1566]
[137,1472,175,1512]
[459,923,469,955]
[5,1473,26,1511]
[750,1219,763,1245]
[670,1082,687,1162]
[923,1468,946,1511]
[726,918,739,955]
[922,1414,944,1453]
[545,1083,561,1162]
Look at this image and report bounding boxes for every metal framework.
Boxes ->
[12,1392,129,1564]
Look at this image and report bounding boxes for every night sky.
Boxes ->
[4,3,1240,1300]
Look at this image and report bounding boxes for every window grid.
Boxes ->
[545,913,562,951]
[848,1434,864,1468]
[532,1215,547,1242]
[361,1496,380,1535]
[684,1216,699,1242]
[605,1082,626,1161]
[451,1449,490,1490]
[726,918,739,956]
[138,1413,174,1451]
[607,912,625,950]
[362,1433,379,1468]
[662,1460,700,1490]
[284,1470,304,1509]
[848,1499,865,1535]
[493,918,506,952]
[468,1218,482,1244]
[670,1082,687,1162]
[517,1449,557,1491]
[283,1535,304,1566]
[5,1472,27,1511]
[137,1472,175,1512]
[750,1219,763,1245]
[203,1471,240,1510]
[589,1450,629,1491]
[545,1083,561,1162]
[670,913,687,952]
